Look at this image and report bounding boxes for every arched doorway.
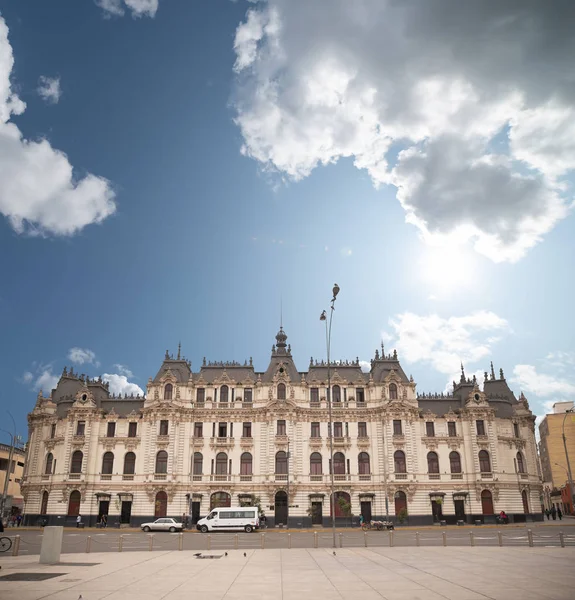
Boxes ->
[394,491,407,516]
[155,491,168,517]
[40,491,49,515]
[522,489,529,514]
[481,490,494,515]
[210,491,231,510]
[275,491,288,525]
[68,490,81,516]
[331,491,351,518]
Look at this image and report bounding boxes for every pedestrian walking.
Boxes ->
[102,514,107,528]
[359,514,364,527]
[16,514,22,527]
[557,507,562,520]
[545,508,550,520]
[76,514,82,528]
[551,506,557,520]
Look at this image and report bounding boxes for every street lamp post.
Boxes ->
[561,409,575,514]
[0,411,19,520]
[286,439,290,529]
[320,283,340,549]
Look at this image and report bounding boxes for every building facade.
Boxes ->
[539,401,575,515]
[22,329,542,527]
[1,443,26,520]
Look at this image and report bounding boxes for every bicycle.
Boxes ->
[0,536,13,552]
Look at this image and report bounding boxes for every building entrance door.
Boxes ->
[120,501,132,524]
[360,501,372,522]
[311,502,322,525]
[454,499,466,520]
[275,491,288,525]
[191,501,201,525]
[98,500,110,521]
[431,499,443,522]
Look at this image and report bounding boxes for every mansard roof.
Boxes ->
[306,361,367,384]
[152,348,192,383]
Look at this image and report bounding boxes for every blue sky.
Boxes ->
[1,0,575,444]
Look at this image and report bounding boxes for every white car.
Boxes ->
[141,518,183,532]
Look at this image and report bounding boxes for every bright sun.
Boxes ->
[418,245,479,295]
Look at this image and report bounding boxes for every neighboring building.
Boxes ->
[539,401,575,515]
[0,443,26,519]
[22,329,542,527]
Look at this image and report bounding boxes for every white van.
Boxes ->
[196,507,259,533]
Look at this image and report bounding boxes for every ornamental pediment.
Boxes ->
[73,386,96,408]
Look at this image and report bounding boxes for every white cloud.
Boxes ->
[96,0,159,18]
[37,76,61,104]
[512,364,575,398]
[21,367,58,393]
[102,373,144,396]
[358,360,370,373]
[68,347,99,366]
[0,17,116,236]
[232,1,574,262]
[22,371,34,384]
[385,311,509,376]
[114,363,134,378]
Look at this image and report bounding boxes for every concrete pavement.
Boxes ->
[1,547,574,600]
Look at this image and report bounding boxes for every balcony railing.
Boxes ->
[428,473,441,480]
[394,473,408,480]
[358,474,371,481]
[211,474,230,482]
[310,474,323,482]
[122,474,134,481]
[451,473,463,479]
[334,474,350,481]
[68,473,81,480]
[480,472,493,479]
[520,473,528,479]
[100,474,112,481]
[154,473,167,480]
[275,474,288,481]
[240,475,253,482]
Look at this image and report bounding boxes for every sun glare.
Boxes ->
[418,245,479,295]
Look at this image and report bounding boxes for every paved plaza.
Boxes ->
[1,547,574,600]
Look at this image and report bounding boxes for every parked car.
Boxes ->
[141,518,183,532]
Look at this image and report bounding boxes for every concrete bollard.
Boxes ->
[86,536,92,553]
[364,532,368,548]
[149,534,154,551]
[415,531,420,547]
[389,530,394,547]
[40,526,63,564]
[207,534,211,550]
[288,533,292,549]
[178,533,183,551]
[234,534,239,550]
[119,535,124,552]
[497,531,502,547]
[469,531,475,547]
[260,533,265,549]
[559,531,565,548]
[339,533,343,548]
[12,535,20,557]
[442,531,447,547]
[314,531,318,549]
[527,529,533,548]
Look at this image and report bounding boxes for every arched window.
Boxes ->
[332,385,341,403]
[70,450,83,474]
[277,383,286,400]
[521,489,529,513]
[216,452,228,474]
[389,383,398,400]
[123,452,136,475]
[479,450,491,473]
[164,384,173,400]
[310,452,322,475]
[210,491,231,510]
[68,490,81,516]
[240,452,253,475]
[358,452,370,474]
[192,452,203,475]
[516,452,525,474]
[275,451,288,474]
[155,491,167,517]
[45,453,53,475]
[102,452,114,475]
[394,450,406,473]
[220,385,229,403]
[481,489,494,515]
[333,452,345,474]
[40,491,49,515]
[155,450,168,474]
[394,491,407,516]
[427,452,439,474]
[449,451,461,474]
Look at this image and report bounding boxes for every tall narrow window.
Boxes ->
[310,388,319,403]
[389,383,398,400]
[516,452,526,474]
[513,423,520,438]
[216,452,228,474]
[425,422,435,437]
[356,388,365,403]
[277,383,286,400]
[447,422,457,437]
[164,384,173,400]
[427,451,439,474]
[50,424,56,439]
[476,420,486,436]
[275,451,288,474]
[220,385,229,403]
[332,452,345,474]
[449,451,461,473]
[68,490,81,516]
[102,452,114,474]
[159,420,169,436]
[193,452,203,475]
[128,422,138,437]
[45,453,54,475]
[196,388,205,404]
[479,450,491,472]
[277,420,286,435]
[240,453,253,475]
[40,491,49,514]
[106,422,116,438]
[123,452,136,475]
[76,421,85,436]
[393,420,402,435]
[358,452,370,474]
[155,450,168,473]
[358,422,367,437]
[310,452,322,474]
[242,422,252,438]
[70,450,83,474]
[332,385,341,403]
[394,450,406,473]
[311,422,320,437]
[218,423,227,438]
[194,422,203,437]
[244,388,252,403]
[334,422,343,437]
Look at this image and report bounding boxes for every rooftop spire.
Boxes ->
[177,342,181,360]
[275,326,288,353]
[490,361,495,380]
[460,363,466,384]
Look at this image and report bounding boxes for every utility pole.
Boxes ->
[286,438,290,528]
[0,412,20,520]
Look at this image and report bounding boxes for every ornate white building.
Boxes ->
[21,328,542,527]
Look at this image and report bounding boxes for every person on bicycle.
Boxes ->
[359,514,364,528]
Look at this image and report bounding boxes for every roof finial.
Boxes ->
[165,349,169,360]
[393,349,397,360]
[500,367,505,379]
[280,296,283,329]
[490,361,495,380]
[460,362,466,383]
[177,342,181,360]
[381,341,385,355]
